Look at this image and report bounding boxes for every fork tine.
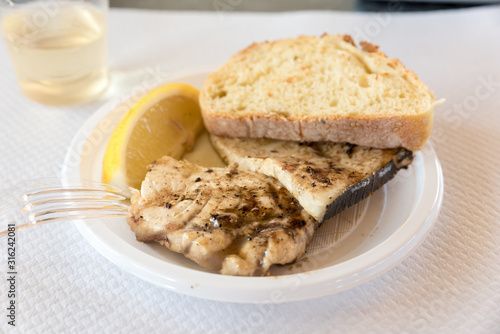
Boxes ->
[29,204,130,220]
[34,211,130,224]
[23,187,127,201]
[0,211,130,237]
[24,195,128,211]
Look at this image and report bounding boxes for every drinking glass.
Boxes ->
[1,0,109,105]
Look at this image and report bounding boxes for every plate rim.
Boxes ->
[62,69,444,303]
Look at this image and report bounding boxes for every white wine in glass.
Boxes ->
[1,1,108,105]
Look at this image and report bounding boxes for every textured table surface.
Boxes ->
[1,6,499,333]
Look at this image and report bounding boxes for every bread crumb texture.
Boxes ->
[200,34,439,150]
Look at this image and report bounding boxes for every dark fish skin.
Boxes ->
[128,156,317,276]
[323,148,413,221]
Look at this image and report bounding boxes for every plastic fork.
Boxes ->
[0,178,130,237]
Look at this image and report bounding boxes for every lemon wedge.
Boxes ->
[102,83,203,192]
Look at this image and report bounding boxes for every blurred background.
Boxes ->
[110,0,499,12]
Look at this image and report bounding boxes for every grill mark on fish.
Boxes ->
[211,135,413,222]
[128,156,317,276]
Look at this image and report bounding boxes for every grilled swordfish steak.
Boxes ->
[211,136,413,222]
[128,156,317,276]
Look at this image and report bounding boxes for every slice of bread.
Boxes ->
[200,34,442,151]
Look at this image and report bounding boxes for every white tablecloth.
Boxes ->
[1,6,499,333]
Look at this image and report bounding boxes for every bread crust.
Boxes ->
[202,111,432,151]
[200,34,437,150]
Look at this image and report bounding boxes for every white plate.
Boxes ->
[62,69,443,303]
